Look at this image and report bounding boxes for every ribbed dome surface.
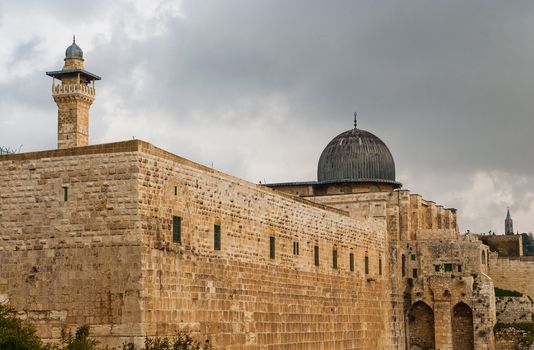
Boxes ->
[65,42,83,59]
[317,127,397,184]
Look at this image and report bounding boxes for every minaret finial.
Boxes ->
[354,112,357,129]
[73,35,76,44]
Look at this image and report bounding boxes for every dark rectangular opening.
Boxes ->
[63,187,68,202]
[412,268,418,278]
[332,249,338,269]
[314,245,320,266]
[174,186,177,196]
[172,216,182,244]
[379,258,382,275]
[434,264,441,272]
[269,236,275,259]
[349,253,354,272]
[411,254,416,261]
[293,241,299,255]
[365,256,369,274]
[214,224,221,250]
[444,263,452,272]
[402,255,406,277]
[457,265,462,272]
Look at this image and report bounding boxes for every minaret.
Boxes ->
[46,37,101,149]
[505,208,514,235]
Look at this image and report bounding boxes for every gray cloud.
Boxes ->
[1,0,534,233]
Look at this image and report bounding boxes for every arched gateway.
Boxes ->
[452,302,474,350]
[408,301,435,350]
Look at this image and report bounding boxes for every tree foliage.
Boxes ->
[521,233,534,256]
[0,304,47,350]
[0,304,210,350]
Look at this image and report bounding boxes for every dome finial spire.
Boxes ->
[354,112,357,129]
[73,34,76,44]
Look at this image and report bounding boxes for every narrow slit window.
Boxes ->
[314,245,320,266]
[293,241,299,255]
[269,236,275,259]
[172,216,182,243]
[365,256,369,274]
[214,224,221,250]
[412,268,418,278]
[402,255,406,277]
[332,248,338,269]
[174,186,178,196]
[63,187,68,202]
[379,258,382,275]
[457,265,462,272]
[349,253,354,272]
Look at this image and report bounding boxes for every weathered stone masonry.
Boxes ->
[0,140,396,349]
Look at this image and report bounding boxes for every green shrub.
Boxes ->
[0,304,209,350]
[495,287,523,297]
[0,304,47,350]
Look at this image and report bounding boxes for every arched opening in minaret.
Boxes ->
[452,302,474,350]
[408,301,435,350]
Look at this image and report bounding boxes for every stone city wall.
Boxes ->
[136,140,396,349]
[489,255,534,299]
[0,142,145,345]
[480,235,523,258]
[496,296,534,323]
[495,327,534,350]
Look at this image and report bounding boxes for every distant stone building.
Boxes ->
[0,39,517,350]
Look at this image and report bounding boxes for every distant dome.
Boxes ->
[317,122,400,187]
[65,37,83,59]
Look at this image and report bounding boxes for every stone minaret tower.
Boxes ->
[505,208,514,235]
[46,37,101,149]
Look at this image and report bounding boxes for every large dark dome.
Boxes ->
[317,125,399,186]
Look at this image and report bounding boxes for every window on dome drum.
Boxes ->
[402,255,406,277]
[314,245,320,266]
[349,253,354,272]
[63,187,68,202]
[214,224,221,250]
[412,268,418,278]
[379,258,382,275]
[365,256,369,274]
[269,236,275,259]
[444,263,452,272]
[411,254,416,261]
[172,216,181,244]
[332,248,338,269]
[293,241,299,255]
[434,265,441,272]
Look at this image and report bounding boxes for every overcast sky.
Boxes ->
[1,0,533,233]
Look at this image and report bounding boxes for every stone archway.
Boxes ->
[409,301,435,350]
[452,302,474,350]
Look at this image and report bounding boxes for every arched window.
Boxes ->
[481,250,486,265]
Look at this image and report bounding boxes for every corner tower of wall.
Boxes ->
[0,142,147,345]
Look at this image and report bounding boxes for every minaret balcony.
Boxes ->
[52,83,95,99]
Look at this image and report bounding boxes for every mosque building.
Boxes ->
[1,39,534,350]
